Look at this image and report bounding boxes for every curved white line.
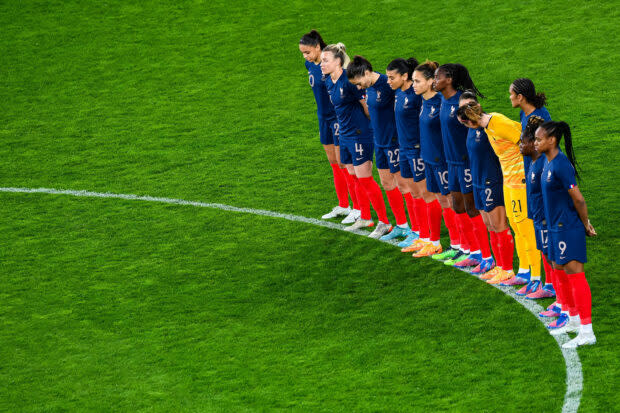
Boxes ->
[0,186,582,412]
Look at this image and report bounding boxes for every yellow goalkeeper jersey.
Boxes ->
[484,113,526,189]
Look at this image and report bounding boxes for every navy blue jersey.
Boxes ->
[325,70,374,143]
[366,73,398,148]
[440,91,469,166]
[305,60,337,119]
[466,127,503,187]
[541,152,582,232]
[419,93,445,165]
[394,84,422,153]
[520,107,551,173]
[526,155,546,223]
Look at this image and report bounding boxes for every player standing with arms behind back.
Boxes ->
[321,43,392,237]
[347,56,411,240]
[433,64,490,269]
[535,120,597,348]
[299,30,358,222]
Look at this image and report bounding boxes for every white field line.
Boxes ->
[0,186,582,412]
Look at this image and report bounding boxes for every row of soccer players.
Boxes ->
[299,30,596,348]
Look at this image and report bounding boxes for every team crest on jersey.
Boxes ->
[531,171,536,182]
[475,130,481,140]
[339,87,344,97]
[404,97,409,108]
[450,106,456,117]
[376,91,381,102]
[547,170,552,182]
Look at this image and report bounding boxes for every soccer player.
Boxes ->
[299,30,356,222]
[509,78,552,172]
[408,61,460,258]
[510,78,555,296]
[457,92,506,275]
[535,120,596,348]
[519,116,557,300]
[432,64,490,269]
[385,57,432,250]
[321,43,391,237]
[458,101,541,285]
[347,56,411,239]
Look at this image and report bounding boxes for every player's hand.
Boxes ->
[585,220,597,237]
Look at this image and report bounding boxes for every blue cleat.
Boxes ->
[380,225,410,241]
[547,313,569,330]
[397,231,419,248]
[516,279,540,296]
[470,258,495,275]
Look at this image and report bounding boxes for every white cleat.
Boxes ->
[341,209,361,224]
[321,206,351,219]
[344,219,374,232]
[368,221,392,239]
[562,332,597,349]
[550,319,581,336]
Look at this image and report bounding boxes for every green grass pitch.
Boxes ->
[1,0,618,411]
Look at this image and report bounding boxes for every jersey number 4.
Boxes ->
[355,143,364,156]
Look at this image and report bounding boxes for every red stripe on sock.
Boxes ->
[358,176,389,224]
[568,272,592,324]
[456,213,475,252]
[414,198,429,238]
[427,200,442,242]
[542,254,553,285]
[471,214,491,258]
[385,188,407,226]
[555,268,577,316]
[344,172,359,211]
[499,228,514,272]
[404,192,418,231]
[442,207,459,246]
[330,164,350,208]
[490,231,503,268]
[353,176,371,220]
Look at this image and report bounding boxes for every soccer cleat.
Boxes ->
[549,317,580,336]
[562,332,597,349]
[487,269,515,284]
[322,205,351,219]
[344,219,374,232]
[539,305,562,318]
[431,247,459,261]
[500,275,529,286]
[444,252,468,266]
[413,243,442,258]
[401,239,427,253]
[516,280,541,296]
[479,266,501,280]
[526,284,556,299]
[547,313,569,329]
[546,301,558,310]
[454,255,482,270]
[341,209,361,224]
[397,231,419,248]
[470,258,495,275]
[368,222,392,239]
[380,225,409,241]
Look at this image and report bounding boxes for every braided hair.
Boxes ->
[511,78,547,108]
[438,63,485,98]
[540,121,580,180]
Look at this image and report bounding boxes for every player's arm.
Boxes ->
[568,187,597,236]
[359,98,370,119]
